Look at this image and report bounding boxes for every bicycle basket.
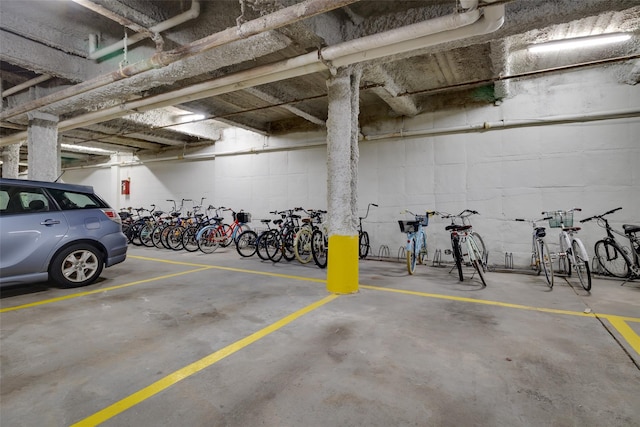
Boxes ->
[236,212,252,223]
[548,211,573,228]
[398,220,417,233]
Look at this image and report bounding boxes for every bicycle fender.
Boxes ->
[572,238,589,260]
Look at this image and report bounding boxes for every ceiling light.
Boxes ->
[61,144,116,155]
[528,33,631,53]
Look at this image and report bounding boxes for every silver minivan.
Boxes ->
[0,178,127,288]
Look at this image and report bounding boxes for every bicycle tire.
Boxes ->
[256,231,272,261]
[140,224,155,247]
[267,231,284,262]
[472,259,487,287]
[572,240,592,291]
[129,222,144,246]
[151,225,165,248]
[282,230,296,261]
[471,231,487,267]
[167,226,185,250]
[539,240,554,288]
[219,224,233,247]
[236,230,258,257]
[406,237,417,275]
[311,229,328,268]
[198,227,221,254]
[594,240,631,278]
[452,236,463,281]
[182,227,200,252]
[359,231,370,259]
[294,228,314,264]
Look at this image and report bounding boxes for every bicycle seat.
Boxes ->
[273,219,283,225]
[171,212,181,217]
[261,219,271,224]
[445,224,471,231]
[623,224,640,234]
[562,226,581,232]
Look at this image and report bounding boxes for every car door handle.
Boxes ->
[41,219,61,226]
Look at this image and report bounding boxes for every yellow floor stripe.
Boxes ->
[130,255,326,284]
[606,316,640,356]
[0,267,212,313]
[70,294,339,427]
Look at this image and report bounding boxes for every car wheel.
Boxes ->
[50,244,104,288]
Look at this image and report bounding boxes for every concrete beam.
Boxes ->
[366,65,418,116]
[245,88,326,126]
[124,108,222,141]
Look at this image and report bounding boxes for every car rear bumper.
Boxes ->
[104,232,128,267]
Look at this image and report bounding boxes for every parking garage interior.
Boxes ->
[1,0,639,426]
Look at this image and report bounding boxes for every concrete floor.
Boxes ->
[1,245,639,427]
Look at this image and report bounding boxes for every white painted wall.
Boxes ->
[63,66,640,268]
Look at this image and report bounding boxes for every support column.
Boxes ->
[326,66,361,294]
[1,143,22,178]
[27,111,60,181]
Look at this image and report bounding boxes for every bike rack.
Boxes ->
[397,246,406,261]
[432,249,442,267]
[504,252,513,269]
[378,245,390,260]
[591,256,606,275]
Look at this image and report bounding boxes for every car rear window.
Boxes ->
[47,188,106,210]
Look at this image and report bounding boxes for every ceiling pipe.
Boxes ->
[88,0,201,60]
[0,0,363,123]
[1,74,52,98]
[25,2,504,134]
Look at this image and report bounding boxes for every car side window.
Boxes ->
[48,189,100,210]
[0,186,50,214]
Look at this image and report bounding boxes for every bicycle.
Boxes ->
[514,216,554,288]
[236,218,275,258]
[580,207,640,281]
[294,209,326,264]
[440,211,487,287]
[197,208,251,254]
[543,208,591,291]
[398,210,435,275]
[358,203,378,259]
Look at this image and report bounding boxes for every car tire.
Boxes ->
[50,244,104,288]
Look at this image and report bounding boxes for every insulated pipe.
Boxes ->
[1,74,52,98]
[88,0,201,60]
[0,2,505,145]
[72,0,157,41]
[0,0,362,122]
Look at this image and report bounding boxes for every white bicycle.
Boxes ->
[543,208,592,291]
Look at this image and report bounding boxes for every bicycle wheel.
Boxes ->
[539,240,554,288]
[359,231,370,259]
[151,225,165,248]
[294,228,314,264]
[311,229,328,268]
[236,230,258,257]
[594,240,631,278]
[140,224,155,247]
[406,237,417,275]
[471,231,487,267]
[267,231,284,263]
[256,231,272,260]
[452,236,463,281]
[572,240,592,291]
[219,224,233,247]
[282,230,296,261]
[182,227,200,252]
[167,226,185,250]
[198,227,221,254]
[472,259,487,287]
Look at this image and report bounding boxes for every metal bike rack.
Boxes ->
[378,245,390,260]
[504,252,513,269]
[397,246,406,261]
[432,249,442,267]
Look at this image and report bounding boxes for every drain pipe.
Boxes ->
[88,0,201,60]
[42,1,504,132]
[0,0,362,123]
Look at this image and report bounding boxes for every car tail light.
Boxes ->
[102,208,122,224]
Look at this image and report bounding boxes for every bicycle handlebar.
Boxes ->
[580,207,623,223]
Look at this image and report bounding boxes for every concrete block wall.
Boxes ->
[64,66,640,268]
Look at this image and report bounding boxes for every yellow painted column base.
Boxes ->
[327,234,359,294]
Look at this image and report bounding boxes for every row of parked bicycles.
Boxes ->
[398,206,639,291]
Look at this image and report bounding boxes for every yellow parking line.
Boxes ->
[0,267,212,313]
[606,316,640,356]
[70,293,339,427]
[130,254,326,284]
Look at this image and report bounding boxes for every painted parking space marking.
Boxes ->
[70,294,339,427]
[0,267,213,313]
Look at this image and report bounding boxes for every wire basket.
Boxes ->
[548,211,573,228]
[398,220,418,233]
[236,212,252,223]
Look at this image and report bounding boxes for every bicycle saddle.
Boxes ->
[445,224,471,231]
[261,219,271,224]
[623,224,640,234]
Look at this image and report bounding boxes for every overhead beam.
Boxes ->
[366,65,418,116]
[245,88,326,126]
[123,108,222,141]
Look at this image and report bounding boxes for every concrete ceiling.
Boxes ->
[1,0,639,169]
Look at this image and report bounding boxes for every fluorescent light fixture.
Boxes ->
[528,33,631,53]
[61,143,116,155]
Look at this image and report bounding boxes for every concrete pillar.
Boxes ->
[326,66,361,294]
[1,143,22,178]
[27,111,60,181]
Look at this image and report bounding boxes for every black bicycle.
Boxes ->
[581,207,640,280]
[358,203,378,259]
